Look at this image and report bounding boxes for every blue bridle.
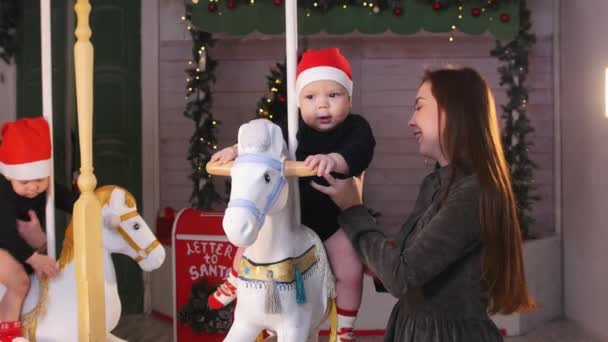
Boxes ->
[227,154,286,228]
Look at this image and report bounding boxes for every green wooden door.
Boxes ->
[89,0,143,314]
[18,0,143,314]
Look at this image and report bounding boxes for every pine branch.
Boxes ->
[490,0,538,239]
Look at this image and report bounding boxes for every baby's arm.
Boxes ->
[210,144,238,164]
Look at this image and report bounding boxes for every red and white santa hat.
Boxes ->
[295,48,353,99]
[0,117,51,180]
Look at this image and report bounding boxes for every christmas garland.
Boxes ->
[491,0,538,239]
[177,279,234,334]
[183,3,223,210]
[201,0,514,17]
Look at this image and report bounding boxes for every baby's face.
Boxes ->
[10,177,50,199]
[298,80,351,132]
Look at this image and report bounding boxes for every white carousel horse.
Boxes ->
[207,119,337,342]
[0,185,166,342]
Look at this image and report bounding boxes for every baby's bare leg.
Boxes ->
[0,249,30,321]
[324,229,363,340]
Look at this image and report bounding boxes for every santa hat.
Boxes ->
[0,117,51,180]
[295,48,353,99]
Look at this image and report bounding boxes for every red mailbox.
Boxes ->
[172,208,236,342]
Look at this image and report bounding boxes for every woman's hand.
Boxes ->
[310,174,363,210]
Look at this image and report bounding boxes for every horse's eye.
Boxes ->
[264,173,271,183]
[133,223,141,230]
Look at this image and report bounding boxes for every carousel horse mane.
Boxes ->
[58,185,136,270]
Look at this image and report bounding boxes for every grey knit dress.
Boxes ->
[338,166,503,342]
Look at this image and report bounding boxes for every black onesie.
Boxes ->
[279,114,375,241]
[0,175,78,273]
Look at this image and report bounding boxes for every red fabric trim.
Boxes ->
[336,307,358,317]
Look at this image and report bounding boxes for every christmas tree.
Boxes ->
[256,61,288,123]
[491,0,539,239]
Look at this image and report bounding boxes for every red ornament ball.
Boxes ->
[433,1,442,11]
[472,8,481,17]
[279,96,286,103]
[500,13,510,22]
[273,0,282,6]
[393,7,403,16]
[227,0,236,9]
[208,2,217,12]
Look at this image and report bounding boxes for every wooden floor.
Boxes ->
[113,315,601,341]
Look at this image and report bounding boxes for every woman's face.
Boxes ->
[408,81,448,166]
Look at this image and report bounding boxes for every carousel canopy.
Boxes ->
[190,0,519,39]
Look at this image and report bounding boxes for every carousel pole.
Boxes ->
[73,1,106,340]
[40,0,56,259]
[285,0,302,225]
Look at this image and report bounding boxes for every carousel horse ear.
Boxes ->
[109,188,126,210]
[284,161,316,177]
[206,161,233,176]
[238,119,272,154]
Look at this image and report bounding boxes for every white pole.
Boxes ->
[285,0,301,225]
[41,0,56,259]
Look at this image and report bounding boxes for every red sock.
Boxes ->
[337,307,358,341]
[208,268,238,309]
[0,321,22,341]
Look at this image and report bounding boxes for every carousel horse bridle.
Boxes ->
[227,153,286,229]
[117,210,161,262]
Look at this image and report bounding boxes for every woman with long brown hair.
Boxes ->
[312,66,536,341]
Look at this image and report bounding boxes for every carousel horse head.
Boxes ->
[61,186,166,272]
[98,186,165,271]
[208,119,311,247]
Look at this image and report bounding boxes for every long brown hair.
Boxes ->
[422,67,536,315]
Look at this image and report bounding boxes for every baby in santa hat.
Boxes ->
[210,48,376,341]
[0,117,78,342]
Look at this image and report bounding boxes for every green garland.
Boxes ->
[491,0,539,239]
[0,0,19,64]
[183,3,223,210]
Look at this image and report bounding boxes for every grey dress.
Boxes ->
[338,166,503,341]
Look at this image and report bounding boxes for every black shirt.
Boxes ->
[0,175,78,273]
[279,114,376,241]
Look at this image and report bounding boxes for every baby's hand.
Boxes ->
[26,252,59,279]
[304,154,336,177]
[210,145,238,164]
